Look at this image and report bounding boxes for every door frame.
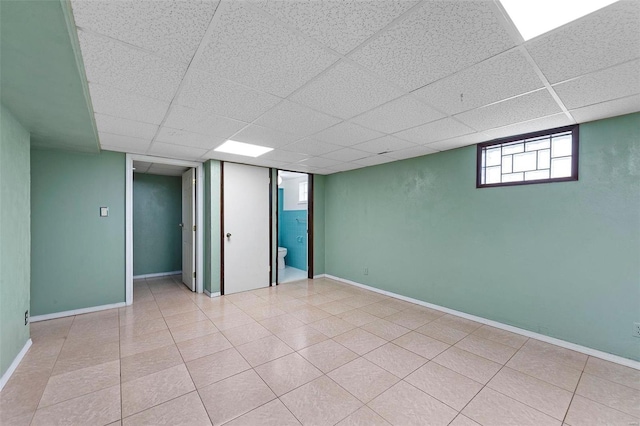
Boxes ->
[125,154,204,305]
[274,170,314,284]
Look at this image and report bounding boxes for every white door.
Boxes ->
[224,163,270,294]
[182,168,196,291]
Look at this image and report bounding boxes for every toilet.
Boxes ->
[277,247,287,270]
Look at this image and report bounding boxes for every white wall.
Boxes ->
[280,176,307,211]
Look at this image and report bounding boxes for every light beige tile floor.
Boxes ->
[1,275,639,425]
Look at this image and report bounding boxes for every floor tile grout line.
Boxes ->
[577,364,640,393]
[30,277,635,425]
[452,336,526,423]
[487,378,573,422]
[17,315,72,424]
[179,301,215,426]
[120,390,207,424]
[120,282,198,421]
[566,370,640,421]
[562,370,584,425]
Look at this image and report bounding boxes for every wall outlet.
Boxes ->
[25,310,29,326]
[364,267,368,275]
[633,322,640,338]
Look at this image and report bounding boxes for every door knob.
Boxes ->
[226,233,232,238]
[178,223,184,228]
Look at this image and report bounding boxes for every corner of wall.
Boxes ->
[312,174,326,275]
[0,104,32,379]
[204,160,221,294]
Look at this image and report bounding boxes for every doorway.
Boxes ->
[276,171,309,284]
[125,154,204,305]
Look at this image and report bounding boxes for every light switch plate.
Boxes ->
[100,207,109,217]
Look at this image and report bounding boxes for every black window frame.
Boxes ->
[476,125,579,189]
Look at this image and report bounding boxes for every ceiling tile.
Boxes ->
[89,84,169,125]
[279,171,308,179]
[290,61,403,119]
[570,94,640,124]
[163,105,247,139]
[254,100,341,138]
[194,1,338,97]
[94,114,158,140]
[383,144,439,160]
[78,31,186,102]
[325,162,364,172]
[176,69,281,122]
[321,148,369,162]
[425,132,488,152]
[202,151,247,162]
[146,163,190,176]
[312,121,384,147]
[147,142,207,161]
[260,150,311,164]
[155,127,224,150]
[132,161,152,173]
[98,132,151,152]
[353,154,397,167]
[280,138,342,156]
[234,157,288,169]
[254,0,419,55]
[231,125,299,149]
[282,163,315,173]
[455,89,562,131]
[71,0,218,64]
[553,59,640,110]
[526,1,640,84]
[413,49,544,115]
[482,113,574,140]
[299,157,344,168]
[102,144,148,156]
[351,95,445,133]
[394,117,474,145]
[352,135,416,154]
[311,168,335,175]
[350,1,515,91]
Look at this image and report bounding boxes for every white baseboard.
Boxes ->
[324,274,640,370]
[134,270,181,279]
[204,289,220,298]
[30,302,126,323]
[313,274,327,279]
[0,339,32,392]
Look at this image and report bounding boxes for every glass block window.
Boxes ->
[477,125,579,188]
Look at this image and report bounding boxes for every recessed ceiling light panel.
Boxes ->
[214,140,273,157]
[500,0,618,41]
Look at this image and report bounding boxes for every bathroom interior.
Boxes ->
[277,171,309,283]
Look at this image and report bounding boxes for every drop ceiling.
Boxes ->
[0,1,100,153]
[71,0,640,175]
[133,161,189,177]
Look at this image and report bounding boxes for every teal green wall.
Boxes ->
[324,113,640,361]
[133,173,182,276]
[204,160,221,294]
[313,175,326,276]
[0,105,31,378]
[0,0,99,153]
[31,149,125,316]
[278,193,308,270]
